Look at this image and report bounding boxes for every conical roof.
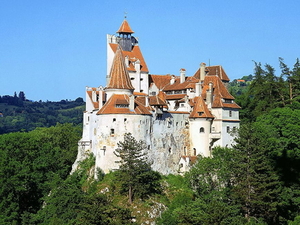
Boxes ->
[117,19,134,34]
[107,45,134,90]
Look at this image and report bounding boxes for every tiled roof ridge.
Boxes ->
[117,19,134,34]
[107,45,134,90]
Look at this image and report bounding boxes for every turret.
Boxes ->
[116,19,134,51]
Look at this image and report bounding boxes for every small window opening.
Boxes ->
[200,127,205,133]
[113,118,116,122]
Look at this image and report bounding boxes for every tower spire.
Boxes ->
[107,45,134,90]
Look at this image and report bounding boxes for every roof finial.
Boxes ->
[124,11,127,19]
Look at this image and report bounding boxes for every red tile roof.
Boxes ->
[149,95,167,106]
[86,90,106,109]
[107,45,134,90]
[189,96,214,118]
[165,94,186,100]
[110,43,148,73]
[202,75,234,100]
[97,94,151,115]
[116,19,134,34]
[193,65,230,82]
[149,74,172,90]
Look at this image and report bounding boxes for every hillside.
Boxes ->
[0,92,84,134]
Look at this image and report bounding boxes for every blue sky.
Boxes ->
[0,0,299,101]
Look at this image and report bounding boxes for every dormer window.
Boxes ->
[116,104,129,108]
[198,112,203,116]
[224,99,232,103]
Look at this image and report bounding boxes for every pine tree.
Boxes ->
[114,133,160,204]
[231,123,281,224]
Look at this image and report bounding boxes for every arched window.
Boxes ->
[193,148,197,156]
[200,127,205,133]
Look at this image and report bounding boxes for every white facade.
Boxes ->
[72,19,240,175]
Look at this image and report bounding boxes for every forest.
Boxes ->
[0,94,84,134]
[0,58,300,224]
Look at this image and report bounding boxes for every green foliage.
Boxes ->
[0,123,81,224]
[114,133,161,204]
[0,98,84,134]
[256,107,300,221]
[231,123,281,224]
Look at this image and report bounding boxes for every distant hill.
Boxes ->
[228,74,253,96]
[0,92,85,134]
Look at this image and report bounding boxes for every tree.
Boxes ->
[114,133,161,204]
[256,107,300,221]
[0,124,81,223]
[280,57,300,104]
[231,123,281,224]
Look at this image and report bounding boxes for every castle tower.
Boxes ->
[107,19,149,94]
[116,19,134,51]
[106,45,134,99]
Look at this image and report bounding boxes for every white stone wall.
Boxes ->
[189,118,212,157]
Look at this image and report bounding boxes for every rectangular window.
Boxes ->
[227,126,230,133]
[229,111,232,117]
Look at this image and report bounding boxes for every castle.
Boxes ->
[72,19,240,175]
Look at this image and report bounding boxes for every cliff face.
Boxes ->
[72,113,192,176]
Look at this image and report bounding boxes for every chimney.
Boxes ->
[200,62,206,81]
[180,68,186,83]
[129,95,135,111]
[195,83,202,97]
[135,59,141,91]
[92,90,97,102]
[145,95,149,107]
[98,88,104,108]
[206,82,213,108]
[170,75,175,85]
[125,55,129,67]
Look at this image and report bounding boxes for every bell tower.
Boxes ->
[116,19,135,51]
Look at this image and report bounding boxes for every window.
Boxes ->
[233,126,237,132]
[227,126,230,133]
[200,127,205,133]
[110,129,115,136]
[229,110,232,117]
[113,118,116,122]
[212,127,215,132]
[193,148,196,156]
[116,104,129,108]
[151,91,156,96]
[124,118,127,122]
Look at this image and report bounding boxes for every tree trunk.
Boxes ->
[128,185,133,204]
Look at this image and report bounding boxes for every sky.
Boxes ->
[0,0,299,101]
